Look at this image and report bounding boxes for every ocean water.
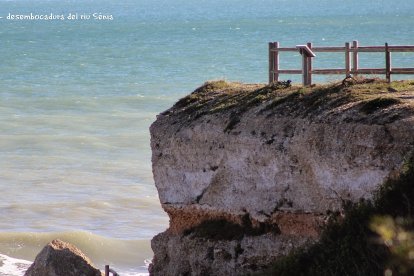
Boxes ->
[0,0,413,274]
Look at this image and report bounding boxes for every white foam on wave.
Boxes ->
[109,258,150,276]
[118,270,149,276]
[0,254,32,276]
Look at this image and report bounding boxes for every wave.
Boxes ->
[0,231,152,274]
[0,254,32,276]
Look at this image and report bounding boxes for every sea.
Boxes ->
[0,0,413,275]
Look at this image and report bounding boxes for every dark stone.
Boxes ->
[24,239,102,276]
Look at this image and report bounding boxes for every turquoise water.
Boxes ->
[0,0,414,274]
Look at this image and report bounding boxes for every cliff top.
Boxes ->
[150,78,414,276]
[163,78,414,130]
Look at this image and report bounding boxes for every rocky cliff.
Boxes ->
[149,80,414,275]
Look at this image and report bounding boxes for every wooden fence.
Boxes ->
[269,41,414,85]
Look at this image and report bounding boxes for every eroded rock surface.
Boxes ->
[150,81,414,275]
[25,239,102,276]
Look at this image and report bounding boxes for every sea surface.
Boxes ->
[0,0,413,274]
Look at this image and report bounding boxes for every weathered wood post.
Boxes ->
[268,42,279,83]
[297,44,316,86]
[345,42,351,77]
[105,265,109,276]
[307,42,313,84]
[268,42,274,83]
[352,40,359,76]
[385,42,392,83]
[274,42,279,83]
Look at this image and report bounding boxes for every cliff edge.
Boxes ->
[149,79,414,275]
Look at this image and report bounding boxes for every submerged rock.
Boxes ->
[149,80,414,275]
[24,239,102,276]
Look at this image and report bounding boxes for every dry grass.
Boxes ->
[166,78,414,132]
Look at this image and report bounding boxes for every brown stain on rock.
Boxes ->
[164,204,325,239]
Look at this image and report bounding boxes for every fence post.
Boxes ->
[268,42,279,83]
[307,42,313,85]
[301,50,311,86]
[345,42,351,77]
[274,42,279,83]
[301,49,308,86]
[268,42,274,83]
[385,42,391,83]
[105,265,109,276]
[352,40,359,76]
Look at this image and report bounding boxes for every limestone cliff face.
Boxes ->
[149,81,414,275]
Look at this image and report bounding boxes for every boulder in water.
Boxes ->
[24,239,102,276]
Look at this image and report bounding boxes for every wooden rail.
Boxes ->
[269,41,414,85]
